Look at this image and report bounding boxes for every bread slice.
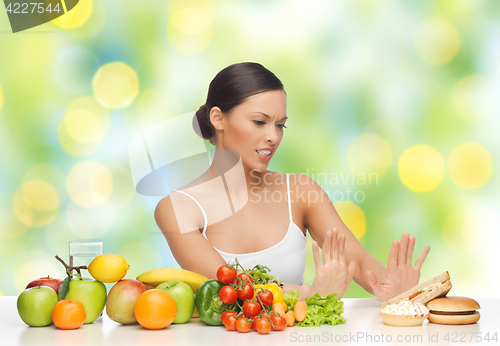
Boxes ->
[381,271,451,308]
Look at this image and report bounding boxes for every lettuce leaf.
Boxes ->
[283,289,300,311]
[296,292,347,327]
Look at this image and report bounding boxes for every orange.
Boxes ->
[52,299,86,330]
[134,289,176,330]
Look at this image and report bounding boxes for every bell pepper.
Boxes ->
[195,279,238,326]
[254,283,287,312]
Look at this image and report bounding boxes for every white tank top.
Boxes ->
[174,173,307,285]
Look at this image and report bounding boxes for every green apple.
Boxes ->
[64,278,107,324]
[17,286,59,327]
[156,280,194,324]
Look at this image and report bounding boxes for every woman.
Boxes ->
[155,62,430,301]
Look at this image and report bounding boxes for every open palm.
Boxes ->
[310,228,357,299]
[366,232,430,302]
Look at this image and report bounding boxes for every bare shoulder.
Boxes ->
[154,192,204,236]
[154,195,173,219]
[287,173,322,192]
[154,195,177,235]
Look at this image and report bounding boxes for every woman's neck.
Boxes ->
[209,148,270,190]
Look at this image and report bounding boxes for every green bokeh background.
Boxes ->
[0,0,498,298]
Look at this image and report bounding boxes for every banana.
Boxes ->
[137,268,208,293]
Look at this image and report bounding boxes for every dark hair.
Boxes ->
[193,62,284,144]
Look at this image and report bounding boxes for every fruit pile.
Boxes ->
[17,254,128,329]
[16,254,314,333]
[16,253,208,330]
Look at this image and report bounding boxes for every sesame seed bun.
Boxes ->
[427,297,480,325]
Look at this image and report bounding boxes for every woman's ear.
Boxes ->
[209,106,224,131]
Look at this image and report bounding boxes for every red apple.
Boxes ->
[26,276,63,294]
[106,279,148,324]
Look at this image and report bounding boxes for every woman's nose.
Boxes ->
[264,124,279,143]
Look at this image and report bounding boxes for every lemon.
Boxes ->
[88,254,130,283]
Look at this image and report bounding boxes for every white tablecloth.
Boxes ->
[1,297,497,346]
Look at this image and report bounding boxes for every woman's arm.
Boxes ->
[292,173,380,293]
[293,173,430,301]
[154,194,226,280]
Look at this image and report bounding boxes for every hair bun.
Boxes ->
[193,104,215,142]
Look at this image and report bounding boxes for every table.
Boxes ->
[1,297,498,346]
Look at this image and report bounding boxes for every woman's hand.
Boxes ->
[309,228,357,299]
[366,232,430,302]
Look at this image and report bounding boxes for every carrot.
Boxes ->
[273,302,286,317]
[285,310,295,327]
[294,301,308,322]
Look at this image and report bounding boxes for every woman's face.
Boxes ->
[216,89,287,172]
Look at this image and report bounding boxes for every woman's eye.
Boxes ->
[253,120,265,125]
[277,124,287,129]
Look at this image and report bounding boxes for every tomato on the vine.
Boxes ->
[270,314,287,331]
[254,317,272,334]
[223,313,238,331]
[237,283,254,301]
[217,264,237,284]
[252,316,264,330]
[242,301,261,318]
[221,310,237,324]
[219,285,238,305]
[236,273,253,285]
[257,289,274,306]
[236,316,251,333]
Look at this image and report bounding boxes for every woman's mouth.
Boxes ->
[256,149,272,161]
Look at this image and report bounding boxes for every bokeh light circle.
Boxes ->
[66,161,113,208]
[58,97,110,156]
[64,109,106,144]
[398,144,445,192]
[414,18,460,65]
[12,192,33,227]
[23,163,67,199]
[52,0,93,29]
[451,75,497,122]
[92,62,140,109]
[447,142,493,189]
[345,133,393,177]
[13,192,58,228]
[167,2,213,55]
[21,180,59,211]
[333,201,366,240]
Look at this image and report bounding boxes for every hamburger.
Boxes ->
[381,271,452,308]
[427,296,480,325]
